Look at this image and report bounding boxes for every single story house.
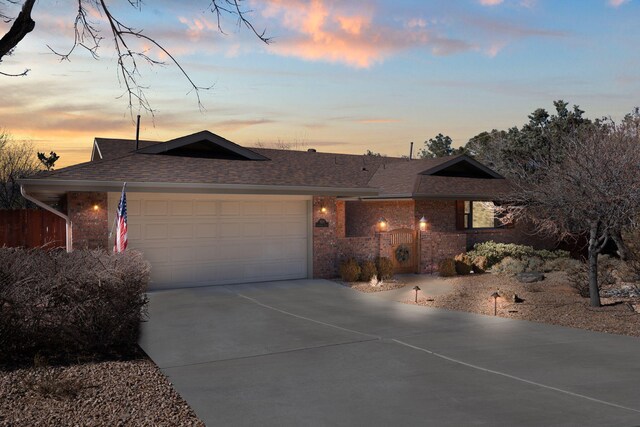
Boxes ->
[19,131,551,289]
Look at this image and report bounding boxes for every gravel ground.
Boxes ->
[0,358,204,427]
[396,272,640,337]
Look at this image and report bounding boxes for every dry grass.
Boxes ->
[397,272,640,337]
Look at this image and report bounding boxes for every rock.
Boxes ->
[516,272,545,283]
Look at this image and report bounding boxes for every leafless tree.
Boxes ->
[0,0,269,114]
[498,118,640,307]
[0,131,43,208]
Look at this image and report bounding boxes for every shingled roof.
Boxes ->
[22,131,511,200]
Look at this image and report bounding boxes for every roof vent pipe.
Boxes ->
[409,141,414,160]
[135,115,141,150]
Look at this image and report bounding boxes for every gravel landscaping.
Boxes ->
[0,358,204,426]
[349,272,640,337]
[344,278,408,293]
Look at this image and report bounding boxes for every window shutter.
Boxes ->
[455,200,465,230]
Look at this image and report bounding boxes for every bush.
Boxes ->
[543,257,583,273]
[339,258,361,282]
[438,258,457,277]
[359,260,378,282]
[472,256,488,273]
[492,257,526,276]
[0,248,150,366]
[375,257,394,280]
[454,253,473,275]
[467,241,570,268]
[567,262,590,298]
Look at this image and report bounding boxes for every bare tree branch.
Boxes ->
[1,0,270,113]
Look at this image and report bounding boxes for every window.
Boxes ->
[456,201,506,229]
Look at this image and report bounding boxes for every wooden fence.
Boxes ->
[0,209,66,249]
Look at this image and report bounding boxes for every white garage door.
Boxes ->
[108,193,310,289]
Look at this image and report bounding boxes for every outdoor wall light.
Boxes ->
[378,217,387,231]
[419,216,427,231]
[93,204,100,211]
[413,285,421,303]
[320,206,328,214]
[491,291,500,316]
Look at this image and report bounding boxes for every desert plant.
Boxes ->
[339,258,361,282]
[567,263,590,298]
[467,241,569,268]
[0,248,150,366]
[359,260,378,282]
[542,257,583,272]
[454,253,473,275]
[492,257,527,276]
[472,255,488,273]
[438,258,457,277]
[375,257,394,280]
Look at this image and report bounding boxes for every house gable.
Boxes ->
[136,130,269,161]
[420,155,503,179]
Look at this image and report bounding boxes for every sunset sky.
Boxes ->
[2,0,639,167]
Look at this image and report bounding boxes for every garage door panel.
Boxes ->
[219,202,240,216]
[169,224,193,238]
[283,201,307,215]
[194,223,218,238]
[243,223,263,237]
[111,193,309,288]
[194,201,217,215]
[144,200,168,215]
[170,201,193,216]
[144,224,168,239]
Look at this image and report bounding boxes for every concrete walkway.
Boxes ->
[140,279,640,426]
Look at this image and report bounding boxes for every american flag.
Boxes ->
[114,184,128,253]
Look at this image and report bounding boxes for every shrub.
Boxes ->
[359,260,378,282]
[438,258,457,277]
[492,257,526,276]
[543,257,583,272]
[567,262,590,298]
[467,241,570,268]
[339,258,361,282]
[472,256,488,273]
[375,257,394,280]
[454,253,473,275]
[0,248,150,366]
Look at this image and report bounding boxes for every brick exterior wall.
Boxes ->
[419,231,467,273]
[67,192,108,250]
[312,196,339,278]
[337,236,379,262]
[345,200,415,237]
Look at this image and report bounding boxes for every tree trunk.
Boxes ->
[611,231,632,261]
[587,224,602,307]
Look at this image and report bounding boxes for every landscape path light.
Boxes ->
[491,291,500,316]
[413,285,421,303]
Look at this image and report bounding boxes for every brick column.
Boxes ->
[312,196,339,278]
[67,192,109,250]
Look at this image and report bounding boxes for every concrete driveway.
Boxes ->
[140,279,640,426]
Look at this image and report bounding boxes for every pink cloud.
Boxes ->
[479,0,504,5]
[608,0,630,6]
[255,0,471,68]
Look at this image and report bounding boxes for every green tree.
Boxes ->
[418,133,464,158]
[464,100,591,176]
[37,151,59,171]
